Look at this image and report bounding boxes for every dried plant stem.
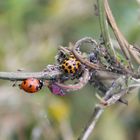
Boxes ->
[104,0,130,58]
[104,0,137,69]
[77,0,140,139]
[72,37,102,70]
[0,70,62,81]
[78,105,104,140]
[97,0,116,58]
[78,76,136,140]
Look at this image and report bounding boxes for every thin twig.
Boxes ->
[127,45,140,64]
[78,105,104,140]
[0,70,62,81]
[104,0,134,70]
[97,0,116,58]
[104,0,140,65]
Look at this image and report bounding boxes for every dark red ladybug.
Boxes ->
[20,78,43,93]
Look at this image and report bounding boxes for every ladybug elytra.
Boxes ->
[20,78,43,93]
[61,55,81,74]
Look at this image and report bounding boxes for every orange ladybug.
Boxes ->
[20,78,43,93]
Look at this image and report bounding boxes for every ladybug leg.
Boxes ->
[12,80,23,91]
[12,70,25,87]
[12,80,21,87]
[18,83,23,89]
[12,81,17,87]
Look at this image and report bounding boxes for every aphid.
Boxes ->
[89,52,98,63]
[61,55,81,74]
[20,78,43,93]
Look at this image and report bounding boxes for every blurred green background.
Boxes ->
[0,0,140,140]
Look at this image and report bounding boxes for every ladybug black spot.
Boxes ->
[70,70,73,73]
[64,69,68,73]
[62,65,65,69]
[77,62,81,67]
[24,81,26,85]
[74,67,77,71]
[29,84,32,88]
[66,63,68,66]
[68,65,72,69]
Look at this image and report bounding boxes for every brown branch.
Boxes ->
[97,0,117,58]
[104,0,140,66]
[71,37,104,70]
[104,0,131,61]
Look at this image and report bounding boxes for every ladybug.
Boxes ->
[61,55,81,74]
[20,78,43,93]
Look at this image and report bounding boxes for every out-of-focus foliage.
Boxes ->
[0,0,140,140]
